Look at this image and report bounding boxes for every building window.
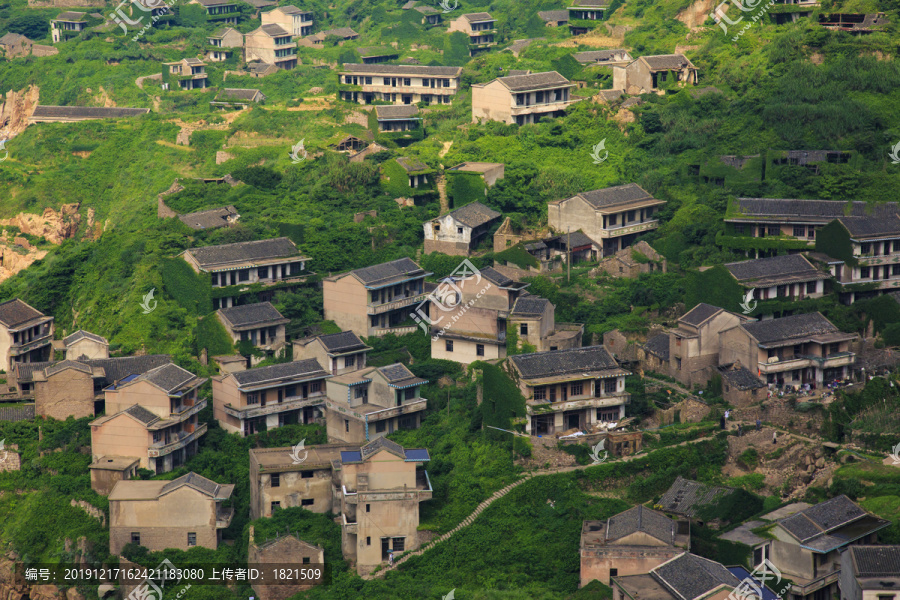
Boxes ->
[153,432,162,443]
[793,225,805,237]
[571,382,583,396]
[376,420,387,433]
[403,78,411,85]
[344,419,350,433]
[366,503,371,512]
[861,267,871,279]
[604,379,617,394]
[446,339,453,352]
[733,224,745,235]
[131,532,141,545]
[520,324,528,335]
[310,381,321,393]
[806,281,817,293]
[238,269,250,281]
[405,388,416,400]
[302,557,311,564]
[476,344,485,356]
[271,473,280,487]
[457,227,463,234]
[247,393,259,405]
[286,385,296,397]
[610,568,618,577]
[534,386,546,401]
[355,386,367,399]
[301,471,313,479]
[257,267,269,279]
[767,226,780,236]
[344,355,355,368]
[301,499,314,506]
[608,214,617,226]
[367,537,371,546]
[675,357,682,370]
[271,501,281,512]
[187,532,197,546]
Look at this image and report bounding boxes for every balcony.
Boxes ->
[856,253,900,266]
[170,399,207,420]
[367,293,428,315]
[344,471,432,503]
[509,98,580,117]
[365,399,428,422]
[370,326,419,337]
[342,512,358,534]
[216,506,234,528]
[222,393,326,420]
[148,423,207,458]
[527,394,630,415]
[598,220,660,238]
[10,333,53,355]
[758,351,855,373]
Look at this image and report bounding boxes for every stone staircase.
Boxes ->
[436,173,449,214]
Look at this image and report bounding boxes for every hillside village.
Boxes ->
[0,0,899,598]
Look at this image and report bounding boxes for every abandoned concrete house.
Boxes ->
[374,105,421,133]
[90,363,208,473]
[216,301,289,358]
[261,5,313,37]
[244,24,297,70]
[337,64,462,105]
[176,205,240,230]
[724,253,829,307]
[59,329,109,360]
[109,472,234,553]
[472,71,578,125]
[507,345,630,435]
[248,532,324,600]
[0,298,54,373]
[212,359,330,436]
[163,58,209,90]
[839,545,900,600]
[206,27,242,62]
[595,240,667,278]
[293,331,372,376]
[612,54,699,94]
[447,13,497,55]
[423,201,501,256]
[568,0,609,34]
[611,552,745,600]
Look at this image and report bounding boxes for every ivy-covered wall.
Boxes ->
[684,265,745,314]
[446,172,486,208]
[815,220,856,266]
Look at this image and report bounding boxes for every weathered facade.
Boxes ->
[338,64,462,105]
[472,71,578,125]
[725,253,828,307]
[669,303,749,388]
[612,54,699,95]
[216,301,289,356]
[423,201,501,256]
[595,240,667,279]
[89,456,139,496]
[839,545,900,600]
[163,58,209,90]
[293,331,371,376]
[447,12,497,55]
[249,534,324,600]
[261,5,313,37]
[63,329,109,360]
[244,24,297,70]
[0,299,54,373]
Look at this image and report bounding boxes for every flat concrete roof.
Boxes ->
[89,456,140,471]
[251,444,356,470]
[109,481,167,500]
[719,520,766,546]
[761,502,811,521]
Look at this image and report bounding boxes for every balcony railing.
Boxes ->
[10,333,53,355]
[758,351,855,372]
[365,399,428,422]
[599,220,660,238]
[216,506,234,528]
[371,326,419,337]
[222,393,325,420]
[149,423,208,458]
[341,513,358,533]
[171,399,207,420]
[367,293,428,315]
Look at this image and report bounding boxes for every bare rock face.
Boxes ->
[0,85,40,139]
[216,150,235,164]
[0,203,81,244]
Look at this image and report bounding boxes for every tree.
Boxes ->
[443,31,470,67]
[7,15,49,40]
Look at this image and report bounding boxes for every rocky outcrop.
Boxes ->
[676,0,718,28]
[0,85,40,140]
[0,204,81,244]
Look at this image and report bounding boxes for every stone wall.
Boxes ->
[732,398,826,433]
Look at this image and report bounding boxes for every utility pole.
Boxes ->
[567,227,572,283]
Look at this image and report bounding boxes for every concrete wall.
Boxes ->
[106,380,170,418]
[66,338,108,359]
[212,375,243,434]
[719,327,757,375]
[91,464,137,496]
[581,544,682,587]
[549,196,604,245]
[431,336,503,364]
[254,467,334,518]
[471,80,513,123]
[35,367,95,420]
[323,276,369,337]
[110,486,218,554]
[249,536,323,600]
[92,414,151,469]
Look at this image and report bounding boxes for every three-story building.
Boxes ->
[338,64,463,105]
[472,71,579,125]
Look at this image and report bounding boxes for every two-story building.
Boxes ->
[212,359,330,436]
[207,27,242,62]
[293,331,371,376]
[62,329,109,360]
[336,438,432,575]
[719,312,857,387]
[447,162,505,188]
[91,363,208,474]
[568,0,610,34]
[109,472,234,554]
[612,553,744,600]
[163,58,209,90]
[509,294,584,352]
[261,5,313,37]
[325,363,428,443]
[0,299,54,372]
[548,183,666,256]
[182,237,310,309]
[338,64,463,105]
[447,12,497,55]
[189,0,240,24]
[245,24,297,70]
[725,254,829,307]
[423,201,501,256]
[249,533,324,600]
[472,71,579,125]
[581,506,690,588]
[249,443,356,519]
[50,12,86,43]
[613,54,699,94]
[323,258,430,337]
[839,545,900,600]
[216,301,288,357]
[768,496,890,600]
[507,345,630,435]
[375,105,421,133]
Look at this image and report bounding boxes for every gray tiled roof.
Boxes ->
[679,303,723,327]
[574,49,629,63]
[218,302,285,327]
[742,312,839,345]
[341,63,462,76]
[641,54,694,70]
[396,156,430,173]
[138,363,203,394]
[63,330,107,346]
[547,230,599,250]
[652,553,740,600]
[573,183,656,210]
[214,89,262,102]
[462,12,494,21]
[161,472,230,498]
[847,545,900,577]
[31,106,151,119]
[187,237,299,269]
[361,436,406,459]
[538,10,569,20]
[606,505,676,544]
[375,105,419,120]
[178,205,239,230]
[378,363,426,387]
[317,331,368,353]
[273,5,309,14]
[733,198,898,221]
[321,27,358,38]
[413,5,439,14]
[837,216,900,238]
[259,23,291,36]
[506,38,542,54]
[358,46,398,58]
[511,295,552,317]
[46,360,93,376]
[510,345,623,379]
[350,257,424,286]
[718,365,765,390]
[125,404,160,425]
[725,254,825,283]
[232,359,328,386]
[0,33,29,45]
[498,71,571,92]
[0,299,47,328]
[778,495,866,542]
[643,333,670,360]
[444,202,501,228]
[478,266,514,287]
[659,476,736,518]
[55,11,86,20]
[570,0,609,6]
[91,355,173,385]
